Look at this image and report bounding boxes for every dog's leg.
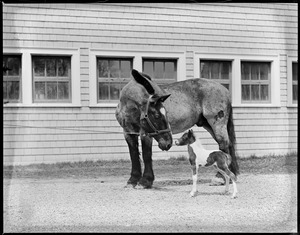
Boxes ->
[190,165,198,197]
[188,146,198,197]
[218,166,238,199]
[217,168,230,194]
[224,167,238,199]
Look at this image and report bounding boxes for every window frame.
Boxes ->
[3,47,80,107]
[3,54,22,103]
[240,61,271,103]
[199,59,232,93]
[194,53,280,107]
[287,56,298,107]
[96,57,134,102]
[32,55,72,103]
[142,58,178,85]
[89,49,186,107]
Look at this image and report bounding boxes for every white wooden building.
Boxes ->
[3,3,298,165]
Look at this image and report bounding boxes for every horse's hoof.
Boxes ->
[231,195,237,199]
[190,191,197,197]
[137,178,153,189]
[136,183,152,189]
[124,183,136,189]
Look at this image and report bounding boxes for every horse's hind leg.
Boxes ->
[138,135,154,189]
[124,134,142,188]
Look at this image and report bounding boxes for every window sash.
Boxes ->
[3,55,22,103]
[292,62,298,103]
[142,59,177,88]
[200,60,232,92]
[97,57,133,102]
[241,62,271,103]
[32,56,71,103]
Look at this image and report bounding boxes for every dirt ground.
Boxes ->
[3,172,297,233]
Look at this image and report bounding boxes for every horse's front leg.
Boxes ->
[137,135,154,189]
[124,134,141,188]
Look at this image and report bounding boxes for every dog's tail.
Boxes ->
[227,103,239,176]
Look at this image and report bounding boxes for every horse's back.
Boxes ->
[163,78,231,133]
[165,78,230,104]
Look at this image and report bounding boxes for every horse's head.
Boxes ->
[132,69,173,151]
[175,129,196,146]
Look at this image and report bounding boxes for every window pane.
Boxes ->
[200,62,210,79]
[34,58,45,76]
[220,62,230,80]
[260,63,269,80]
[46,82,57,99]
[251,64,259,80]
[98,60,109,78]
[3,81,8,99]
[154,61,164,79]
[110,84,120,100]
[211,62,219,80]
[58,82,69,100]
[292,62,298,81]
[98,82,109,100]
[242,85,250,100]
[120,60,131,78]
[251,85,260,100]
[109,60,120,78]
[293,84,298,101]
[241,63,250,80]
[57,58,70,77]
[261,85,269,101]
[7,57,20,76]
[8,81,19,100]
[165,62,176,79]
[35,82,46,100]
[143,61,153,77]
[46,58,56,77]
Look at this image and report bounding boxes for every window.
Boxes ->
[89,50,185,106]
[292,62,298,103]
[3,55,22,102]
[32,56,71,102]
[143,59,177,85]
[200,60,231,91]
[97,57,133,101]
[241,62,271,103]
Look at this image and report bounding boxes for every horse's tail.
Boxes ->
[227,103,239,176]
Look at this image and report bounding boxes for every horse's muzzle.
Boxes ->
[158,141,172,151]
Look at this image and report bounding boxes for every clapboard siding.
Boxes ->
[3,3,298,165]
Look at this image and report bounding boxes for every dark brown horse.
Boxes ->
[115,69,239,188]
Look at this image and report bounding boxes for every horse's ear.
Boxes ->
[188,129,194,136]
[150,94,171,104]
[132,69,154,94]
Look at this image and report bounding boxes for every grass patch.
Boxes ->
[3,152,297,180]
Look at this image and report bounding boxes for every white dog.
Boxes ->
[175,129,238,199]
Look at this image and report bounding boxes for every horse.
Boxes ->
[115,69,239,189]
[175,129,238,198]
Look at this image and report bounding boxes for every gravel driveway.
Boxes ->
[3,173,297,233]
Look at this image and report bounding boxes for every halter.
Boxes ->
[139,95,172,137]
